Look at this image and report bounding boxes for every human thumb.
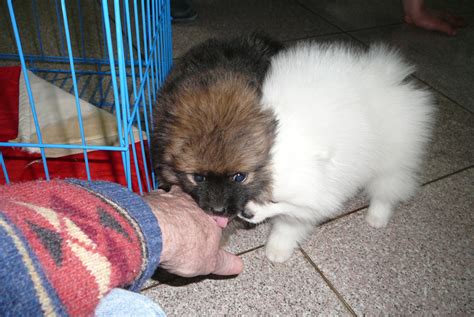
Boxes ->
[212,249,244,276]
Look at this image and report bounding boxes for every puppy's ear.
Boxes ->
[157,173,172,191]
[158,183,172,192]
[156,164,179,191]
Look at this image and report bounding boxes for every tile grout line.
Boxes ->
[320,204,368,226]
[421,165,473,186]
[295,0,352,34]
[410,76,474,114]
[141,281,161,292]
[339,22,405,34]
[236,244,264,256]
[299,247,358,316]
[280,21,403,44]
[281,31,349,43]
[294,0,401,43]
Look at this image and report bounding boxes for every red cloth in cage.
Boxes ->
[0,66,151,193]
[0,66,21,142]
[0,143,150,193]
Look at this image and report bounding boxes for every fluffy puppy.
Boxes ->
[241,42,436,262]
[151,34,283,224]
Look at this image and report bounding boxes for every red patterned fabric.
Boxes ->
[0,180,145,315]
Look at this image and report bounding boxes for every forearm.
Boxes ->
[0,179,162,316]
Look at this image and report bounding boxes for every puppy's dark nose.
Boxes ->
[239,209,254,219]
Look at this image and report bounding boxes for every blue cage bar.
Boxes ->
[0,0,172,194]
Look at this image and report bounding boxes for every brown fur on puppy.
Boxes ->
[152,34,283,217]
[166,72,275,175]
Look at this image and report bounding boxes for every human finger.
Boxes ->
[211,250,244,276]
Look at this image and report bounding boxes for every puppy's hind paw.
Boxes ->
[265,245,294,263]
[366,206,392,229]
[264,240,295,263]
[365,213,390,228]
[366,200,394,228]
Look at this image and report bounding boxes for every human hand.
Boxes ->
[143,186,243,277]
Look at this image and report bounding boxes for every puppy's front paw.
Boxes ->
[238,201,269,224]
[265,233,296,263]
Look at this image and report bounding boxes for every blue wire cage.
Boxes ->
[0,0,172,194]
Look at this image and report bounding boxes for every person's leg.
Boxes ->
[95,288,166,317]
[402,0,466,36]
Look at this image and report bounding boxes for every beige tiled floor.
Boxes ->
[142,0,473,315]
[1,0,472,315]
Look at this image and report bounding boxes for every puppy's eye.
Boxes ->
[193,174,206,183]
[232,173,247,183]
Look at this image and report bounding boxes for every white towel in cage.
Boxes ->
[13,70,145,158]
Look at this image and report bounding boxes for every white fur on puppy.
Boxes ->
[242,43,436,262]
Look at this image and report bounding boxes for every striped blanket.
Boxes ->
[0,179,162,316]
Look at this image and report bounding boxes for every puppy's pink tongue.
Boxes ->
[211,215,229,228]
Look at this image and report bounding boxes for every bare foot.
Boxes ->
[402,0,466,36]
[405,9,466,36]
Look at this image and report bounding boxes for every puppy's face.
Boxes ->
[176,171,261,217]
[156,73,277,217]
